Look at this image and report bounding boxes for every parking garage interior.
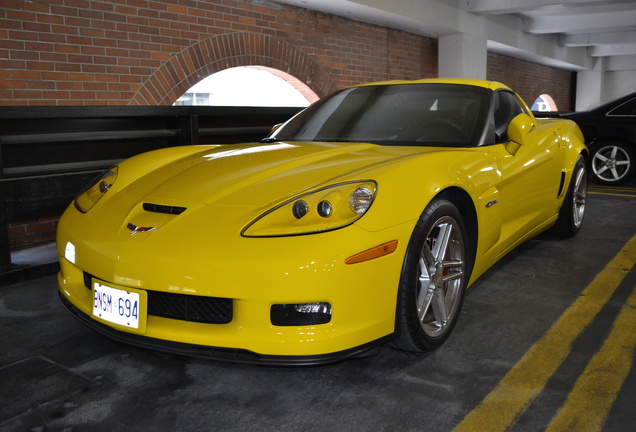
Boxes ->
[1,1,636,431]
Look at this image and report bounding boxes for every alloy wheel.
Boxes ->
[416,216,466,338]
[592,145,631,183]
[572,160,587,228]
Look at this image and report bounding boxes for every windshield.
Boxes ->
[268,83,491,147]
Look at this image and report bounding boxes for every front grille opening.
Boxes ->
[143,203,186,215]
[82,272,232,324]
[148,291,232,324]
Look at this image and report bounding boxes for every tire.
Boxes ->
[392,199,468,352]
[552,154,587,238]
[590,141,635,185]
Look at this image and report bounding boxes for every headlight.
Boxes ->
[74,166,118,213]
[242,181,377,237]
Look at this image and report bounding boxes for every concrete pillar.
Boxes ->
[438,33,488,79]
[575,57,605,111]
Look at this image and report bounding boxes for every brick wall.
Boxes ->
[0,1,573,109]
[487,52,575,112]
[0,0,438,106]
[1,0,576,249]
[9,217,58,248]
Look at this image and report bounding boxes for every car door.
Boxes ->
[492,90,565,257]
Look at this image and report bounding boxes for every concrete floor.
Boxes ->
[1,184,635,432]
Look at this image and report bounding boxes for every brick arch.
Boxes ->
[130,33,336,106]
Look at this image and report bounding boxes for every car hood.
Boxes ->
[64,140,488,288]
[122,141,438,208]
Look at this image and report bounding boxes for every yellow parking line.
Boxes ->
[546,282,636,432]
[589,186,636,193]
[453,234,636,432]
[588,191,636,198]
[588,185,636,198]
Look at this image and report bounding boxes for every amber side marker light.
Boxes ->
[345,240,399,265]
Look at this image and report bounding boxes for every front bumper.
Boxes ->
[59,292,391,366]
[57,214,415,363]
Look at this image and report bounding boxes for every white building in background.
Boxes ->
[174,67,313,107]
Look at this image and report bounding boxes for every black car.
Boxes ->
[563,93,636,185]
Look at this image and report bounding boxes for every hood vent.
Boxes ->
[143,203,187,215]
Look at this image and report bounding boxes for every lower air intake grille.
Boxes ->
[148,291,232,324]
[83,272,232,324]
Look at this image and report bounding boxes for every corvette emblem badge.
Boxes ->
[127,223,156,236]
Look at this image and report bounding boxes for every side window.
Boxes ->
[608,97,636,116]
[494,91,524,143]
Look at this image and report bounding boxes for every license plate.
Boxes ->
[92,282,146,332]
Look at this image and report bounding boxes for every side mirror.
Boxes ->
[505,113,534,155]
[507,113,534,145]
[270,123,283,133]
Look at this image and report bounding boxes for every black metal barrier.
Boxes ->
[0,105,302,273]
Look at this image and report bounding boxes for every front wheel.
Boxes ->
[392,199,468,352]
[590,141,634,185]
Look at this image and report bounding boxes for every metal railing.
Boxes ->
[0,105,302,273]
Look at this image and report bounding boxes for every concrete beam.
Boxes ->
[466,0,607,15]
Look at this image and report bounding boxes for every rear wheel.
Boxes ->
[553,154,587,238]
[590,141,634,185]
[392,199,468,352]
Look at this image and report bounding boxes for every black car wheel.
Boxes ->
[392,199,467,352]
[590,141,635,185]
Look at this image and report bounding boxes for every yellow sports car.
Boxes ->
[57,78,588,365]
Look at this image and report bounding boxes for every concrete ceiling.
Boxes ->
[273,0,636,73]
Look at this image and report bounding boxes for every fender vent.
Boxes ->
[143,203,186,215]
[557,172,566,198]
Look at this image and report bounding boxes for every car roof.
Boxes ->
[350,78,511,92]
[588,92,636,114]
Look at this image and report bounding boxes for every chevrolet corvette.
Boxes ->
[57,78,588,365]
